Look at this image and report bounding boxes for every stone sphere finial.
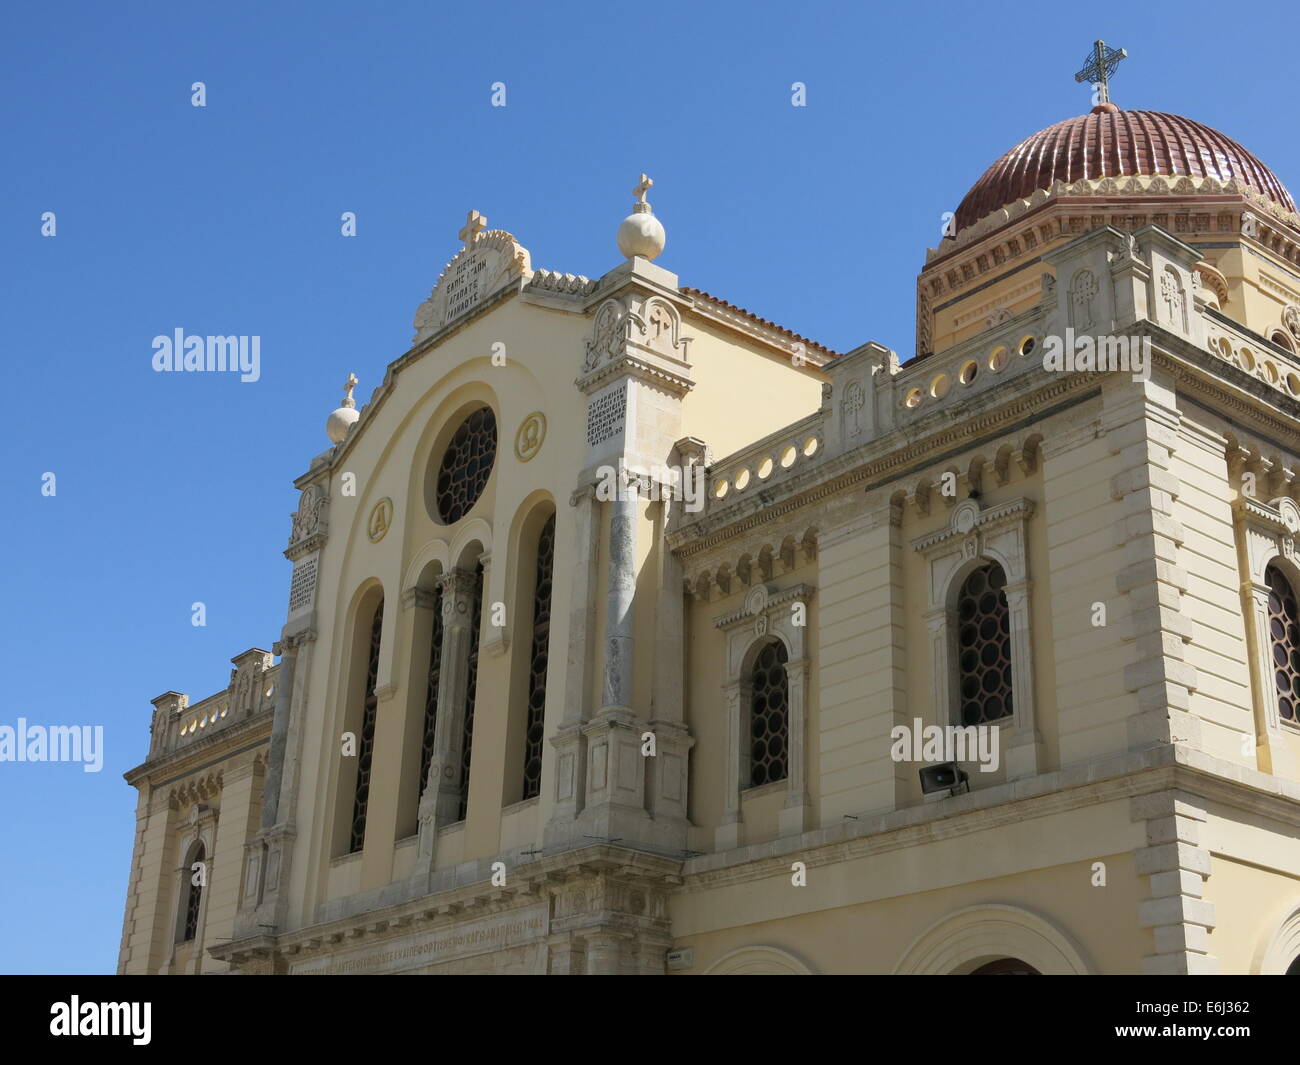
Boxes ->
[617,173,666,261]
[326,372,360,444]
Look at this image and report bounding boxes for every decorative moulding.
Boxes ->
[924,174,1300,265]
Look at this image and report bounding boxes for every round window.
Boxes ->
[434,407,497,523]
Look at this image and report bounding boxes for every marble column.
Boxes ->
[420,568,479,859]
[581,472,651,839]
[545,487,599,850]
[602,478,638,712]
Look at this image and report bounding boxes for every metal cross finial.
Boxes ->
[458,209,487,244]
[633,173,653,204]
[1074,39,1127,105]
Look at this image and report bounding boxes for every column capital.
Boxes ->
[437,568,481,627]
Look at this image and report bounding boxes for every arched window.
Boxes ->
[1266,563,1300,722]
[349,599,384,853]
[418,586,445,798]
[969,958,1041,975]
[521,515,555,801]
[957,562,1013,726]
[458,564,484,822]
[435,407,497,524]
[181,842,205,942]
[750,641,789,787]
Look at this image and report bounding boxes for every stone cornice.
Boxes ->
[909,498,1034,554]
[124,711,272,788]
[210,844,683,964]
[284,532,326,562]
[1153,346,1300,444]
[1234,495,1299,537]
[680,744,1300,893]
[926,175,1298,267]
[524,269,598,299]
[713,583,815,630]
[670,373,1095,559]
[575,351,693,398]
[673,314,1300,561]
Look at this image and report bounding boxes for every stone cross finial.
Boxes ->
[633,174,653,205]
[1074,39,1127,105]
[342,372,358,409]
[458,209,487,244]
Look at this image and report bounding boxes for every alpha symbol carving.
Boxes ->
[368,498,393,543]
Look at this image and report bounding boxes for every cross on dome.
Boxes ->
[458,209,487,244]
[1074,39,1127,106]
[633,174,653,204]
[342,372,358,408]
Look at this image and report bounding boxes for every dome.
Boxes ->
[954,107,1296,232]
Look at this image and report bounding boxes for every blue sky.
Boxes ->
[1,0,1297,974]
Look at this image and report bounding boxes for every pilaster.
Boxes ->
[1132,790,1218,974]
[1101,372,1200,752]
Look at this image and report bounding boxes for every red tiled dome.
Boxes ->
[954,107,1296,232]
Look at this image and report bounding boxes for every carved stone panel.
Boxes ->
[412,228,532,342]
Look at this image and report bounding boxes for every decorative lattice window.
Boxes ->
[458,564,484,822]
[750,641,789,787]
[1266,564,1300,722]
[522,515,556,800]
[418,586,445,797]
[349,600,384,853]
[182,843,205,942]
[435,407,497,524]
[957,563,1013,725]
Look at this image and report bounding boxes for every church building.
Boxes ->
[118,55,1300,974]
